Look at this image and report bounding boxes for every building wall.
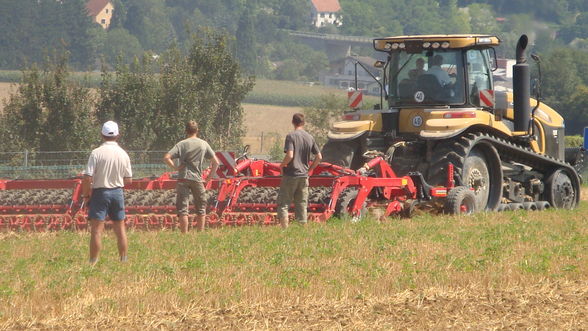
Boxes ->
[310,8,341,27]
[94,2,114,29]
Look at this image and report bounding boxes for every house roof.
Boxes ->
[86,0,111,17]
[310,0,341,13]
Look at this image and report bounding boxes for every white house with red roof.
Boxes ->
[310,0,342,28]
[86,0,114,29]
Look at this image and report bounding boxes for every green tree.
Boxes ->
[236,8,258,74]
[304,94,346,147]
[97,30,254,151]
[0,56,96,152]
[103,28,144,65]
[96,55,159,150]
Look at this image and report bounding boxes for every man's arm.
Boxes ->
[308,152,323,174]
[81,175,92,200]
[163,153,179,171]
[207,154,220,182]
[280,150,294,169]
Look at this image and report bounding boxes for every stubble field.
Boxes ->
[1,196,588,329]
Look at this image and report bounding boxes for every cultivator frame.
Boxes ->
[0,152,457,232]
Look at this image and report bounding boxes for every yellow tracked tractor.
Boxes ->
[323,34,581,212]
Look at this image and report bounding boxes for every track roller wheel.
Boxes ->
[522,202,538,211]
[444,186,476,215]
[335,189,367,221]
[496,203,509,212]
[535,201,550,210]
[508,203,523,211]
[545,168,578,209]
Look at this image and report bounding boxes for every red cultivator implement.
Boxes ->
[0,151,463,232]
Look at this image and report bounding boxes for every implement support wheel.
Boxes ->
[444,186,476,215]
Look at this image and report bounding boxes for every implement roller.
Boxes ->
[0,150,472,232]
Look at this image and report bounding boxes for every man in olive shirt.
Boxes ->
[277,113,322,228]
[164,121,219,233]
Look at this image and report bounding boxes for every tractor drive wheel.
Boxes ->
[444,186,476,215]
[335,189,367,222]
[428,133,502,212]
[545,168,578,209]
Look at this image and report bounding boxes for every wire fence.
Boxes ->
[0,150,169,179]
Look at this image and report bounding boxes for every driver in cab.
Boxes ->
[427,54,451,86]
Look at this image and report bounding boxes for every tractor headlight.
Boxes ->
[441,41,450,48]
[423,42,431,48]
[399,42,406,49]
[390,43,399,50]
[431,42,440,49]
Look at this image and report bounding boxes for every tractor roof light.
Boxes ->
[384,42,393,50]
[441,41,450,48]
[477,37,492,44]
[423,42,431,48]
[399,42,406,49]
[431,42,440,49]
[390,43,399,50]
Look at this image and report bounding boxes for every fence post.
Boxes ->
[260,132,264,153]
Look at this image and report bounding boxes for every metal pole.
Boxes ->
[260,132,264,153]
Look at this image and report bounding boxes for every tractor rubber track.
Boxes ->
[448,133,580,205]
[476,133,580,183]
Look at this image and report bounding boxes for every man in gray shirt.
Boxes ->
[277,113,322,228]
[164,120,219,233]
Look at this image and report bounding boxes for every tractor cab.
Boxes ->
[375,35,499,109]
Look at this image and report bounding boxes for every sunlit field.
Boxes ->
[1,197,588,329]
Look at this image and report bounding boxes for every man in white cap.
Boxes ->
[82,121,133,265]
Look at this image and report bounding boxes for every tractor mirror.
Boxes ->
[489,48,498,71]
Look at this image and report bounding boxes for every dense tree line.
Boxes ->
[2,0,587,77]
[1,0,588,134]
[0,31,252,153]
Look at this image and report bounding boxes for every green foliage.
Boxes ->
[0,56,97,153]
[235,7,258,74]
[565,135,583,148]
[0,0,95,69]
[304,94,346,147]
[97,30,254,151]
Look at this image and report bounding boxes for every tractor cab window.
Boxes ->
[466,49,492,107]
[387,49,465,107]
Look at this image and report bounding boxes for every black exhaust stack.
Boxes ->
[513,35,531,132]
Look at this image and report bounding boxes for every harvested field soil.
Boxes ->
[2,281,587,329]
[243,103,303,154]
[0,82,16,111]
[2,193,588,329]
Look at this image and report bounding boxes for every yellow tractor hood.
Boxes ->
[327,120,372,141]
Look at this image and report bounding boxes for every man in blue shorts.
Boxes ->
[82,121,133,265]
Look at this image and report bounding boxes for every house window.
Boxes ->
[101,19,106,24]
[330,13,333,18]
[106,9,109,14]
[320,13,325,18]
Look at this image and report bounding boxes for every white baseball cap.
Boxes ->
[101,121,119,137]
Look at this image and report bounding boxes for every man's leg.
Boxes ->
[89,219,104,265]
[179,215,189,233]
[111,220,128,262]
[191,181,207,232]
[176,182,190,233]
[293,177,309,224]
[277,176,294,228]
